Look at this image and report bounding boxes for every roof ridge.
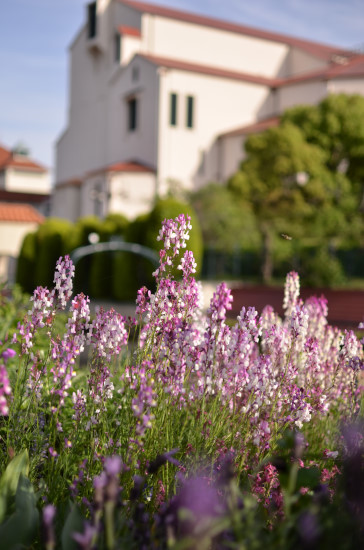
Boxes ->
[138,52,281,86]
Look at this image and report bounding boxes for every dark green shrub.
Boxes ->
[15,232,37,293]
[89,214,129,299]
[70,216,104,294]
[301,246,346,287]
[112,214,153,301]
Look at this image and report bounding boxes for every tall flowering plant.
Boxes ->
[0,213,363,547]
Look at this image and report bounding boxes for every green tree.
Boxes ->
[190,182,260,252]
[228,121,356,283]
[282,93,364,205]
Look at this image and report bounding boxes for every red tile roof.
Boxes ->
[0,203,45,223]
[118,25,141,38]
[87,160,156,176]
[139,53,279,86]
[119,0,341,61]
[0,145,47,173]
[220,116,280,138]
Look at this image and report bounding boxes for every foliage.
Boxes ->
[89,213,129,300]
[1,214,364,548]
[15,232,38,294]
[228,112,363,283]
[282,93,364,196]
[112,213,153,301]
[191,182,261,252]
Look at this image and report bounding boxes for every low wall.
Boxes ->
[230,285,364,330]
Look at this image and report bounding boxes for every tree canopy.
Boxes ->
[227,94,364,283]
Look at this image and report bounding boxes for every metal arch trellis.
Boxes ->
[70,241,160,267]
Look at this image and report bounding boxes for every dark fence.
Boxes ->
[201,248,364,282]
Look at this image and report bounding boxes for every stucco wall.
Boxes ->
[5,169,50,194]
[144,14,289,78]
[51,185,81,222]
[157,68,271,191]
[121,34,142,65]
[277,80,328,112]
[80,174,108,219]
[287,48,329,76]
[327,78,364,96]
[107,56,159,168]
[108,171,156,220]
[219,134,247,182]
[0,221,39,256]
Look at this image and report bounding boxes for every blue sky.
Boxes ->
[0,0,363,176]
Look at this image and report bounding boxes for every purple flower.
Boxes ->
[43,504,56,526]
[72,523,97,550]
[283,271,300,317]
[104,456,122,476]
[1,348,16,362]
[51,255,75,309]
[0,363,11,415]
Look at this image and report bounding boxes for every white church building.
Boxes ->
[52,0,364,221]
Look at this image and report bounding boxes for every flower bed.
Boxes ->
[0,214,363,549]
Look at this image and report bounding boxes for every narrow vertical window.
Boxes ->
[186,96,194,128]
[170,93,178,126]
[88,2,97,39]
[128,98,138,131]
[115,33,121,62]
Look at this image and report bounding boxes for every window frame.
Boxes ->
[186,95,194,129]
[114,32,121,63]
[87,2,97,39]
[127,97,138,132]
[170,93,178,126]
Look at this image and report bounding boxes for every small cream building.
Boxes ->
[53,0,364,222]
[0,144,50,281]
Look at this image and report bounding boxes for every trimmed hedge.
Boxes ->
[70,216,104,295]
[112,214,152,301]
[16,219,72,291]
[89,213,129,299]
[15,232,38,293]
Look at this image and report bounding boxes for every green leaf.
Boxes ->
[296,467,320,490]
[61,502,85,550]
[0,474,39,549]
[0,450,29,523]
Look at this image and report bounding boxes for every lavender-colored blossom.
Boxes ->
[88,307,127,361]
[51,255,75,309]
[153,214,192,279]
[72,523,97,550]
[283,271,300,318]
[0,362,12,415]
[43,504,56,550]
[207,282,233,323]
[1,348,16,361]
